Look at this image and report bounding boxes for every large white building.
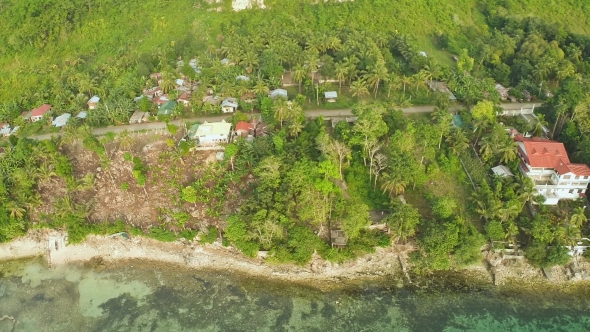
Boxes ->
[515,135,590,205]
[191,120,232,147]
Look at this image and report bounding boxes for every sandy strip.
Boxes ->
[0,230,408,283]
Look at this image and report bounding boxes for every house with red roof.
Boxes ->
[30,104,52,122]
[515,135,590,205]
[235,121,254,138]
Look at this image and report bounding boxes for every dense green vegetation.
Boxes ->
[2,0,590,271]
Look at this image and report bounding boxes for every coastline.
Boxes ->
[0,230,408,285]
[2,230,590,288]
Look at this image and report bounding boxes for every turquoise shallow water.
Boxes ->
[1,258,590,332]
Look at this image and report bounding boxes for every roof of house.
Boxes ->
[88,96,100,103]
[178,92,191,101]
[269,89,288,99]
[325,91,337,99]
[220,58,230,65]
[31,104,51,117]
[195,120,232,137]
[235,121,254,132]
[427,80,457,100]
[0,123,8,129]
[129,110,147,122]
[52,113,71,127]
[76,111,88,119]
[221,98,239,108]
[203,95,221,105]
[491,165,514,177]
[515,136,590,176]
[175,79,184,86]
[10,126,19,134]
[236,75,250,81]
[158,100,176,113]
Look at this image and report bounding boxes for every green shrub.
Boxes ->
[200,226,218,244]
[147,227,177,242]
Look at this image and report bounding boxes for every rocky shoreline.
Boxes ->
[2,230,590,289]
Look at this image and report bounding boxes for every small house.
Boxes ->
[129,111,147,124]
[221,98,239,113]
[495,84,510,101]
[52,113,71,127]
[427,80,457,100]
[30,104,52,122]
[251,117,268,137]
[203,95,221,106]
[491,165,514,178]
[153,95,169,107]
[87,96,100,110]
[324,91,338,103]
[220,58,231,66]
[149,73,163,84]
[177,92,191,107]
[235,121,254,138]
[236,75,250,82]
[158,101,177,117]
[193,120,232,146]
[76,111,88,119]
[241,92,256,104]
[144,87,163,99]
[269,89,288,100]
[0,123,11,137]
[175,79,185,87]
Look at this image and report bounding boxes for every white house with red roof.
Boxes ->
[30,104,52,122]
[515,135,590,205]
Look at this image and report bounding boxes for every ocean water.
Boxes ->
[1,257,590,332]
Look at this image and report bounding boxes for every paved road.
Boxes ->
[30,102,533,140]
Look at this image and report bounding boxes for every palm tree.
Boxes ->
[5,201,25,219]
[479,135,495,161]
[495,136,518,163]
[240,50,259,74]
[350,79,369,98]
[288,120,304,137]
[386,73,401,98]
[381,173,408,197]
[273,99,289,128]
[292,64,307,94]
[252,80,269,96]
[531,114,548,137]
[446,128,470,155]
[306,51,321,83]
[364,60,388,98]
[431,107,453,149]
[334,62,348,94]
[570,207,587,228]
[400,75,413,94]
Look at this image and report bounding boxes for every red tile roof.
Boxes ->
[235,121,254,132]
[30,104,51,117]
[515,136,590,176]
